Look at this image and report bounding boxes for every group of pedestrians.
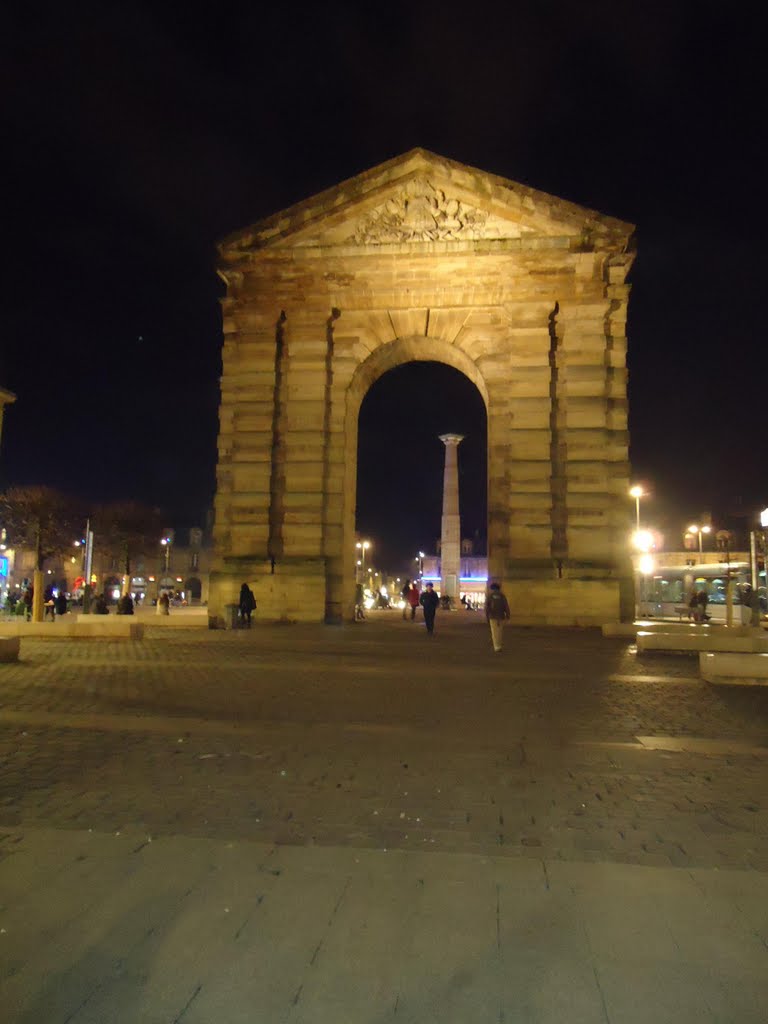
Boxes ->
[687,584,763,627]
[399,579,440,635]
[43,587,68,620]
[399,577,511,649]
[232,575,512,651]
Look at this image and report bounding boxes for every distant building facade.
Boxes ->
[422,537,488,606]
[0,526,213,606]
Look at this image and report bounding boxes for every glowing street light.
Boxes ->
[631,529,654,553]
[629,485,644,531]
[356,540,371,583]
[638,553,655,576]
[161,536,172,574]
[686,524,711,556]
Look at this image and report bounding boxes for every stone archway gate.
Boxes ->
[209,149,636,626]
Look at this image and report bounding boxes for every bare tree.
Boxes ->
[92,501,163,595]
[0,485,83,621]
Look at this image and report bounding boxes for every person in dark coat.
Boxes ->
[355,582,366,620]
[401,580,411,620]
[239,583,257,627]
[54,591,68,616]
[485,582,511,652]
[419,582,439,635]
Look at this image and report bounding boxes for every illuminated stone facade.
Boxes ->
[210,150,636,626]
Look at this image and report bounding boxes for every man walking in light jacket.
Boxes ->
[486,582,511,652]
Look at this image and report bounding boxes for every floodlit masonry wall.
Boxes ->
[208,151,635,625]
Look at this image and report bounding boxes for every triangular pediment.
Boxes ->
[219,149,634,255]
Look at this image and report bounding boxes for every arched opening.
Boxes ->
[352,357,487,616]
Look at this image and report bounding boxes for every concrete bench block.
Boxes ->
[0,620,144,640]
[0,636,20,662]
[70,621,145,639]
[637,629,768,655]
[700,652,768,685]
[601,622,637,638]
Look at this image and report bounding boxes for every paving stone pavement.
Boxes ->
[1,614,767,1021]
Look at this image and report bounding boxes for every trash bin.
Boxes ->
[226,603,241,629]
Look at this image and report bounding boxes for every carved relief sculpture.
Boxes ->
[351,178,490,244]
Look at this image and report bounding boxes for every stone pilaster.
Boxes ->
[554,288,630,570]
[499,301,558,571]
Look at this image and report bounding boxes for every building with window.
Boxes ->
[420,537,488,607]
[0,526,213,607]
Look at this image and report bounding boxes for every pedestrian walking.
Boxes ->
[157,592,170,616]
[239,582,257,627]
[486,582,511,652]
[22,585,33,620]
[419,582,439,635]
[408,582,421,620]
[401,579,411,619]
[355,582,366,620]
[741,584,760,627]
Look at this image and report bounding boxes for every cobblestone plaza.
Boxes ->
[1,617,767,1021]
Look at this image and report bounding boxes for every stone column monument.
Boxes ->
[439,434,464,602]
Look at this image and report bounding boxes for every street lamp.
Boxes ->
[416,551,425,579]
[630,531,654,618]
[629,485,644,531]
[631,530,654,553]
[356,540,370,584]
[686,524,711,556]
[160,536,172,591]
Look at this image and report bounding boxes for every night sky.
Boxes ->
[2,3,766,567]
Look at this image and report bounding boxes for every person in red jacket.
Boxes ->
[407,582,421,621]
